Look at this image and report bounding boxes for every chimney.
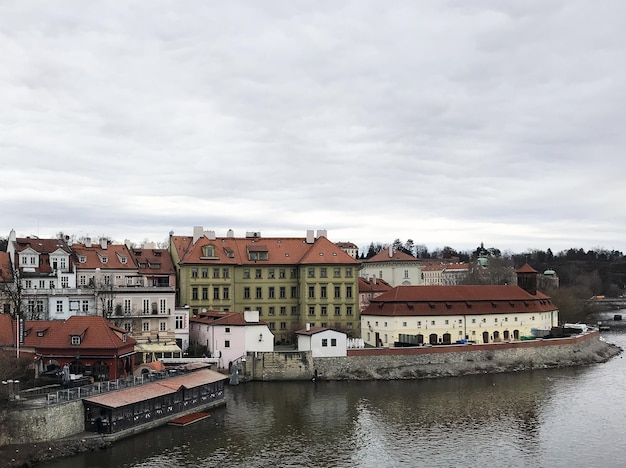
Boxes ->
[100,238,108,250]
[388,246,393,257]
[316,229,327,239]
[306,323,311,331]
[192,226,203,244]
[85,237,92,248]
[227,229,234,238]
[306,230,315,244]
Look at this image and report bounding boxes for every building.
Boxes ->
[361,264,558,347]
[295,324,347,357]
[189,310,274,369]
[170,228,360,343]
[5,230,79,320]
[336,242,359,259]
[358,276,392,313]
[360,247,422,286]
[441,263,470,285]
[33,315,136,381]
[0,251,13,315]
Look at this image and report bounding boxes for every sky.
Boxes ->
[2,1,626,255]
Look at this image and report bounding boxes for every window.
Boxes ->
[255,269,262,279]
[143,321,150,332]
[331,338,337,346]
[49,281,55,289]
[213,268,220,278]
[321,306,327,316]
[201,268,208,278]
[224,340,230,348]
[223,287,229,300]
[244,287,250,299]
[225,327,231,333]
[379,271,383,279]
[82,300,89,312]
[320,286,327,298]
[280,322,287,330]
[417,321,422,327]
[431,320,436,325]
[279,269,286,279]
[191,268,198,278]
[334,268,341,278]
[309,306,315,316]
[269,287,275,298]
[124,299,131,313]
[308,268,315,278]
[334,286,341,298]
[320,267,327,278]
[202,245,215,257]
[56,300,63,313]
[61,276,69,288]
[192,287,198,300]
[404,270,409,279]
[79,275,86,286]
[143,299,150,314]
[308,286,315,299]
[268,269,275,279]
[214,287,220,300]
[25,280,32,289]
[280,306,286,315]
[243,269,250,279]
[160,321,166,331]
[279,286,286,298]
[290,268,297,279]
[175,315,184,329]
[334,306,341,316]
[256,287,262,299]
[346,306,353,316]
[322,339,328,347]
[202,287,208,300]
[71,335,81,345]
[445,320,449,325]
[223,268,229,278]
[291,286,298,298]
[346,286,352,298]
[268,322,276,330]
[346,268,353,278]
[269,307,275,315]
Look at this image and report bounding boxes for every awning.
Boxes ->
[135,342,182,355]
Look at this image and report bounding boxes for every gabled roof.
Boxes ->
[35,316,136,350]
[516,263,538,273]
[72,243,136,271]
[295,326,330,336]
[13,237,71,255]
[363,248,419,264]
[171,234,359,266]
[364,285,555,317]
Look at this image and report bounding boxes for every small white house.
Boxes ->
[296,324,347,357]
[190,310,274,369]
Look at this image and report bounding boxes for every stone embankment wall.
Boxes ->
[0,400,84,445]
[244,331,621,381]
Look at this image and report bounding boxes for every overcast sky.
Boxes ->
[2,1,626,255]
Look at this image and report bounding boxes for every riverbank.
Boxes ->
[0,434,110,468]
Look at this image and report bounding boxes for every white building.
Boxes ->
[296,324,347,357]
[360,247,423,286]
[190,310,274,369]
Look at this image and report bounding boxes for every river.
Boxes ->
[42,331,626,468]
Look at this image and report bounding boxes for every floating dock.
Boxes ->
[168,412,211,427]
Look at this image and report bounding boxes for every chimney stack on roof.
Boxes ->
[306,323,311,331]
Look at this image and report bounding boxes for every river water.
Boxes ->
[42,331,626,468]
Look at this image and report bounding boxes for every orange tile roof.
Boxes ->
[71,243,136,271]
[83,369,227,408]
[11,237,73,274]
[516,263,538,273]
[129,248,176,275]
[295,326,330,335]
[364,285,555,317]
[191,312,267,327]
[171,234,359,266]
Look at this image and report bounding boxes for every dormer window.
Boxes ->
[247,246,269,261]
[37,330,45,337]
[101,256,108,264]
[79,256,87,263]
[120,256,127,264]
[71,335,81,345]
[201,244,218,259]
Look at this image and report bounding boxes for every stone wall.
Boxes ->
[243,332,621,381]
[0,400,84,445]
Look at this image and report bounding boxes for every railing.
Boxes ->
[42,368,192,405]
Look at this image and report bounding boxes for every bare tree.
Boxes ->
[1,266,25,320]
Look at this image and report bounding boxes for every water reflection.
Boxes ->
[42,333,625,468]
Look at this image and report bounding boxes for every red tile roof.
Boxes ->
[190,311,267,327]
[516,263,538,273]
[0,252,13,282]
[295,326,330,336]
[358,277,393,293]
[71,243,136,271]
[35,316,136,350]
[83,369,227,408]
[11,237,73,274]
[129,248,176,275]
[364,285,555,317]
[363,249,419,263]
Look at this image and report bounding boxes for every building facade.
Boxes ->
[360,247,423,286]
[170,228,360,343]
